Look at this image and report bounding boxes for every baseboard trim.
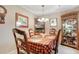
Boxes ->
[8,49,17,54]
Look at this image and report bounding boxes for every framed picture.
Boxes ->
[50,18,57,26]
[0,5,7,24]
[16,13,28,28]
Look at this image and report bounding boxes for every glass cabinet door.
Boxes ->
[61,12,78,49]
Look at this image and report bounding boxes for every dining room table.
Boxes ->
[22,33,57,54]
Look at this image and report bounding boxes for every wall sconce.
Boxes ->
[0,5,7,24]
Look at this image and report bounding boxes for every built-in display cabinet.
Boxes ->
[61,12,79,49]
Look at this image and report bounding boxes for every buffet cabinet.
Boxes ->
[61,12,79,49]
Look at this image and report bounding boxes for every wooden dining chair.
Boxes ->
[13,28,30,54]
[29,29,34,37]
[49,28,56,35]
[53,29,61,54]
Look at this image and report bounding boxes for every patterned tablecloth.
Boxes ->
[23,34,56,54]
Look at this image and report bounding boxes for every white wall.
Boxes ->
[0,5,35,53]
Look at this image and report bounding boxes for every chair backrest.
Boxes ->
[54,29,61,54]
[49,28,56,35]
[13,28,28,53]
[29,29,34,37]
[13,28,27,42]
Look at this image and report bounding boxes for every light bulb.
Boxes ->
[38,19,41,21]
[45,18,49,21]
[38,17,49,22]
[43,18,49,22]
[41,18,45,21]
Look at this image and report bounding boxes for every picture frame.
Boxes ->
[0,5,7,24]
[16,13,28,28]
[50,18,57,26]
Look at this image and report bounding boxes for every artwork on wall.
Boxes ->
[16,13,28,28]
[50,18,57,26]
[0,5,7,24]
[35,18,45,33]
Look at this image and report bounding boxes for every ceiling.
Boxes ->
[21,5,79,16]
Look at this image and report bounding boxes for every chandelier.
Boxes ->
[37,5,49,22]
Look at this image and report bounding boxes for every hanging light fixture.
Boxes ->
[37,5,49,22]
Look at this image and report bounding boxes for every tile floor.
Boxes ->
[9,45,79,54]
[58,45,79,54]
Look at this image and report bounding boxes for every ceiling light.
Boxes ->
[37,5,49,22]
